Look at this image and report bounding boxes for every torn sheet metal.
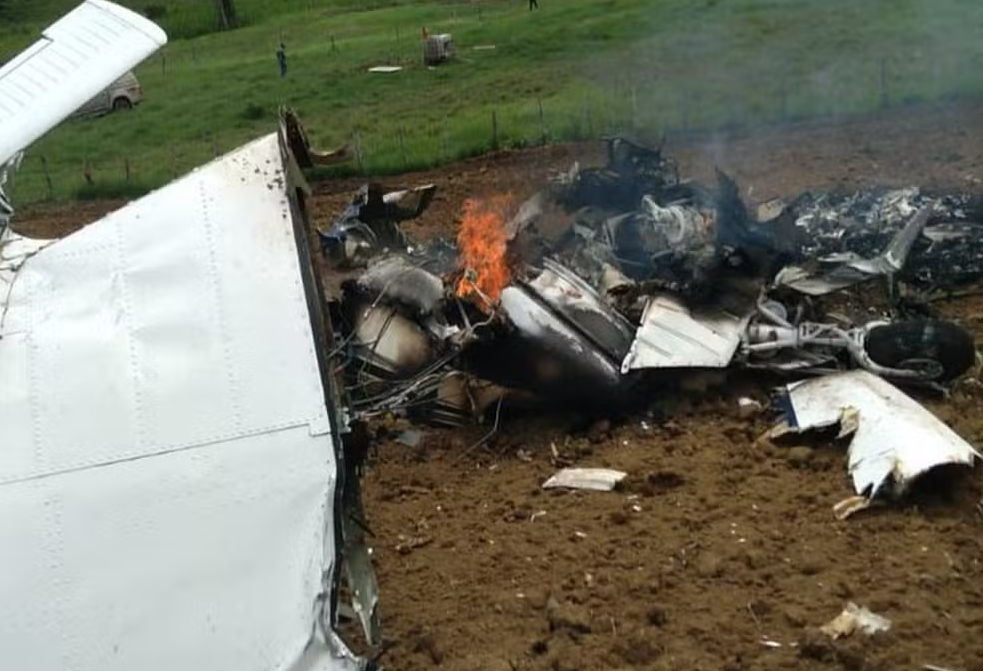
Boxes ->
[319,183,437,266]
[772,370,980,500]
[1,231,53,287]
[772,206,932,295]
[769,187,983,290]
[523,258,636,362]
[0,0,167,168]
[350,302,436,377]
[494,284,629,399]
[0,123,371,669]
[622,294,747,371]
[543,468,627,491]
[0,153,20,234]
[281,108,352,169]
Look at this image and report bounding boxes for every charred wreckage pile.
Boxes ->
[319,137,983,516]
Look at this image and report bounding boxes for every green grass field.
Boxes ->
[2,0,983,205]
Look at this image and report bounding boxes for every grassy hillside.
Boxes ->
[2,0,983,205]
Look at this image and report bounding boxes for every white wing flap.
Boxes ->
[0,0,167,165]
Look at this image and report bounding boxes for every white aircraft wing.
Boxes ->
[0,114,374,671]
[0,0,167,166]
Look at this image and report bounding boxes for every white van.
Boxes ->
[72,70,144,117]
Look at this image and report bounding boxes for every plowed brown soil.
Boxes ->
[15,100,983,671]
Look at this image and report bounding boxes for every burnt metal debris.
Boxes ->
[317,136,981,428]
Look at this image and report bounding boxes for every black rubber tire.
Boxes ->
[112,97,133,111]
[865,319,976,382]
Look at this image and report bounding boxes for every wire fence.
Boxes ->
[142,0,426,39]
[10,44,983,205]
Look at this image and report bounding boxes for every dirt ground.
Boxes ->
[15,100,983,671]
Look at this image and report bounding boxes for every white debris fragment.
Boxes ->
[542,467,627,491]
[771,371,980,508]
[395,429,424,447]
[757,197,787,221]
[738,397,763,418]
[821,603,892,639]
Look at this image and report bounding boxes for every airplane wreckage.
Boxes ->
[317,135,983,515]
[1,2,982,670]
[319,138,982,410]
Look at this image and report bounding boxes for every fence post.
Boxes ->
[538,99,547,145]
[491,110,499,150]
[779,77,789,122]
[41,155,54,201]
[123,157,131,182]
[398,127,409,168]
[353,129,364,172]
[880,58,889,109]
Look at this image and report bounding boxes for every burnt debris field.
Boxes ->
[18,97,983,671]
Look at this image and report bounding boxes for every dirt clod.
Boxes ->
[786,446,815,468]
[611,633,665,665]
[587,419,612,443]
[411,631,444,665]
[547,601,592,635]
[645,604,669,627]
[695,553,725,578]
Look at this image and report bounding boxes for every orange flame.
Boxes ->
[455,195,513,306]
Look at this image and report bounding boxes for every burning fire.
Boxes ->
[455,195,513,305]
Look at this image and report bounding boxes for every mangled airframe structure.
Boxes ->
[1,3,378,670]
[317,138,982,516]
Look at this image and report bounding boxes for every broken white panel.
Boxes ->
[0,0,168,166]
[622,294,746,372]
[821,603,892,639]
[500,284,625,392]
[775,370,980,499]
[0,133,363,671]
[543,468,627,491]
